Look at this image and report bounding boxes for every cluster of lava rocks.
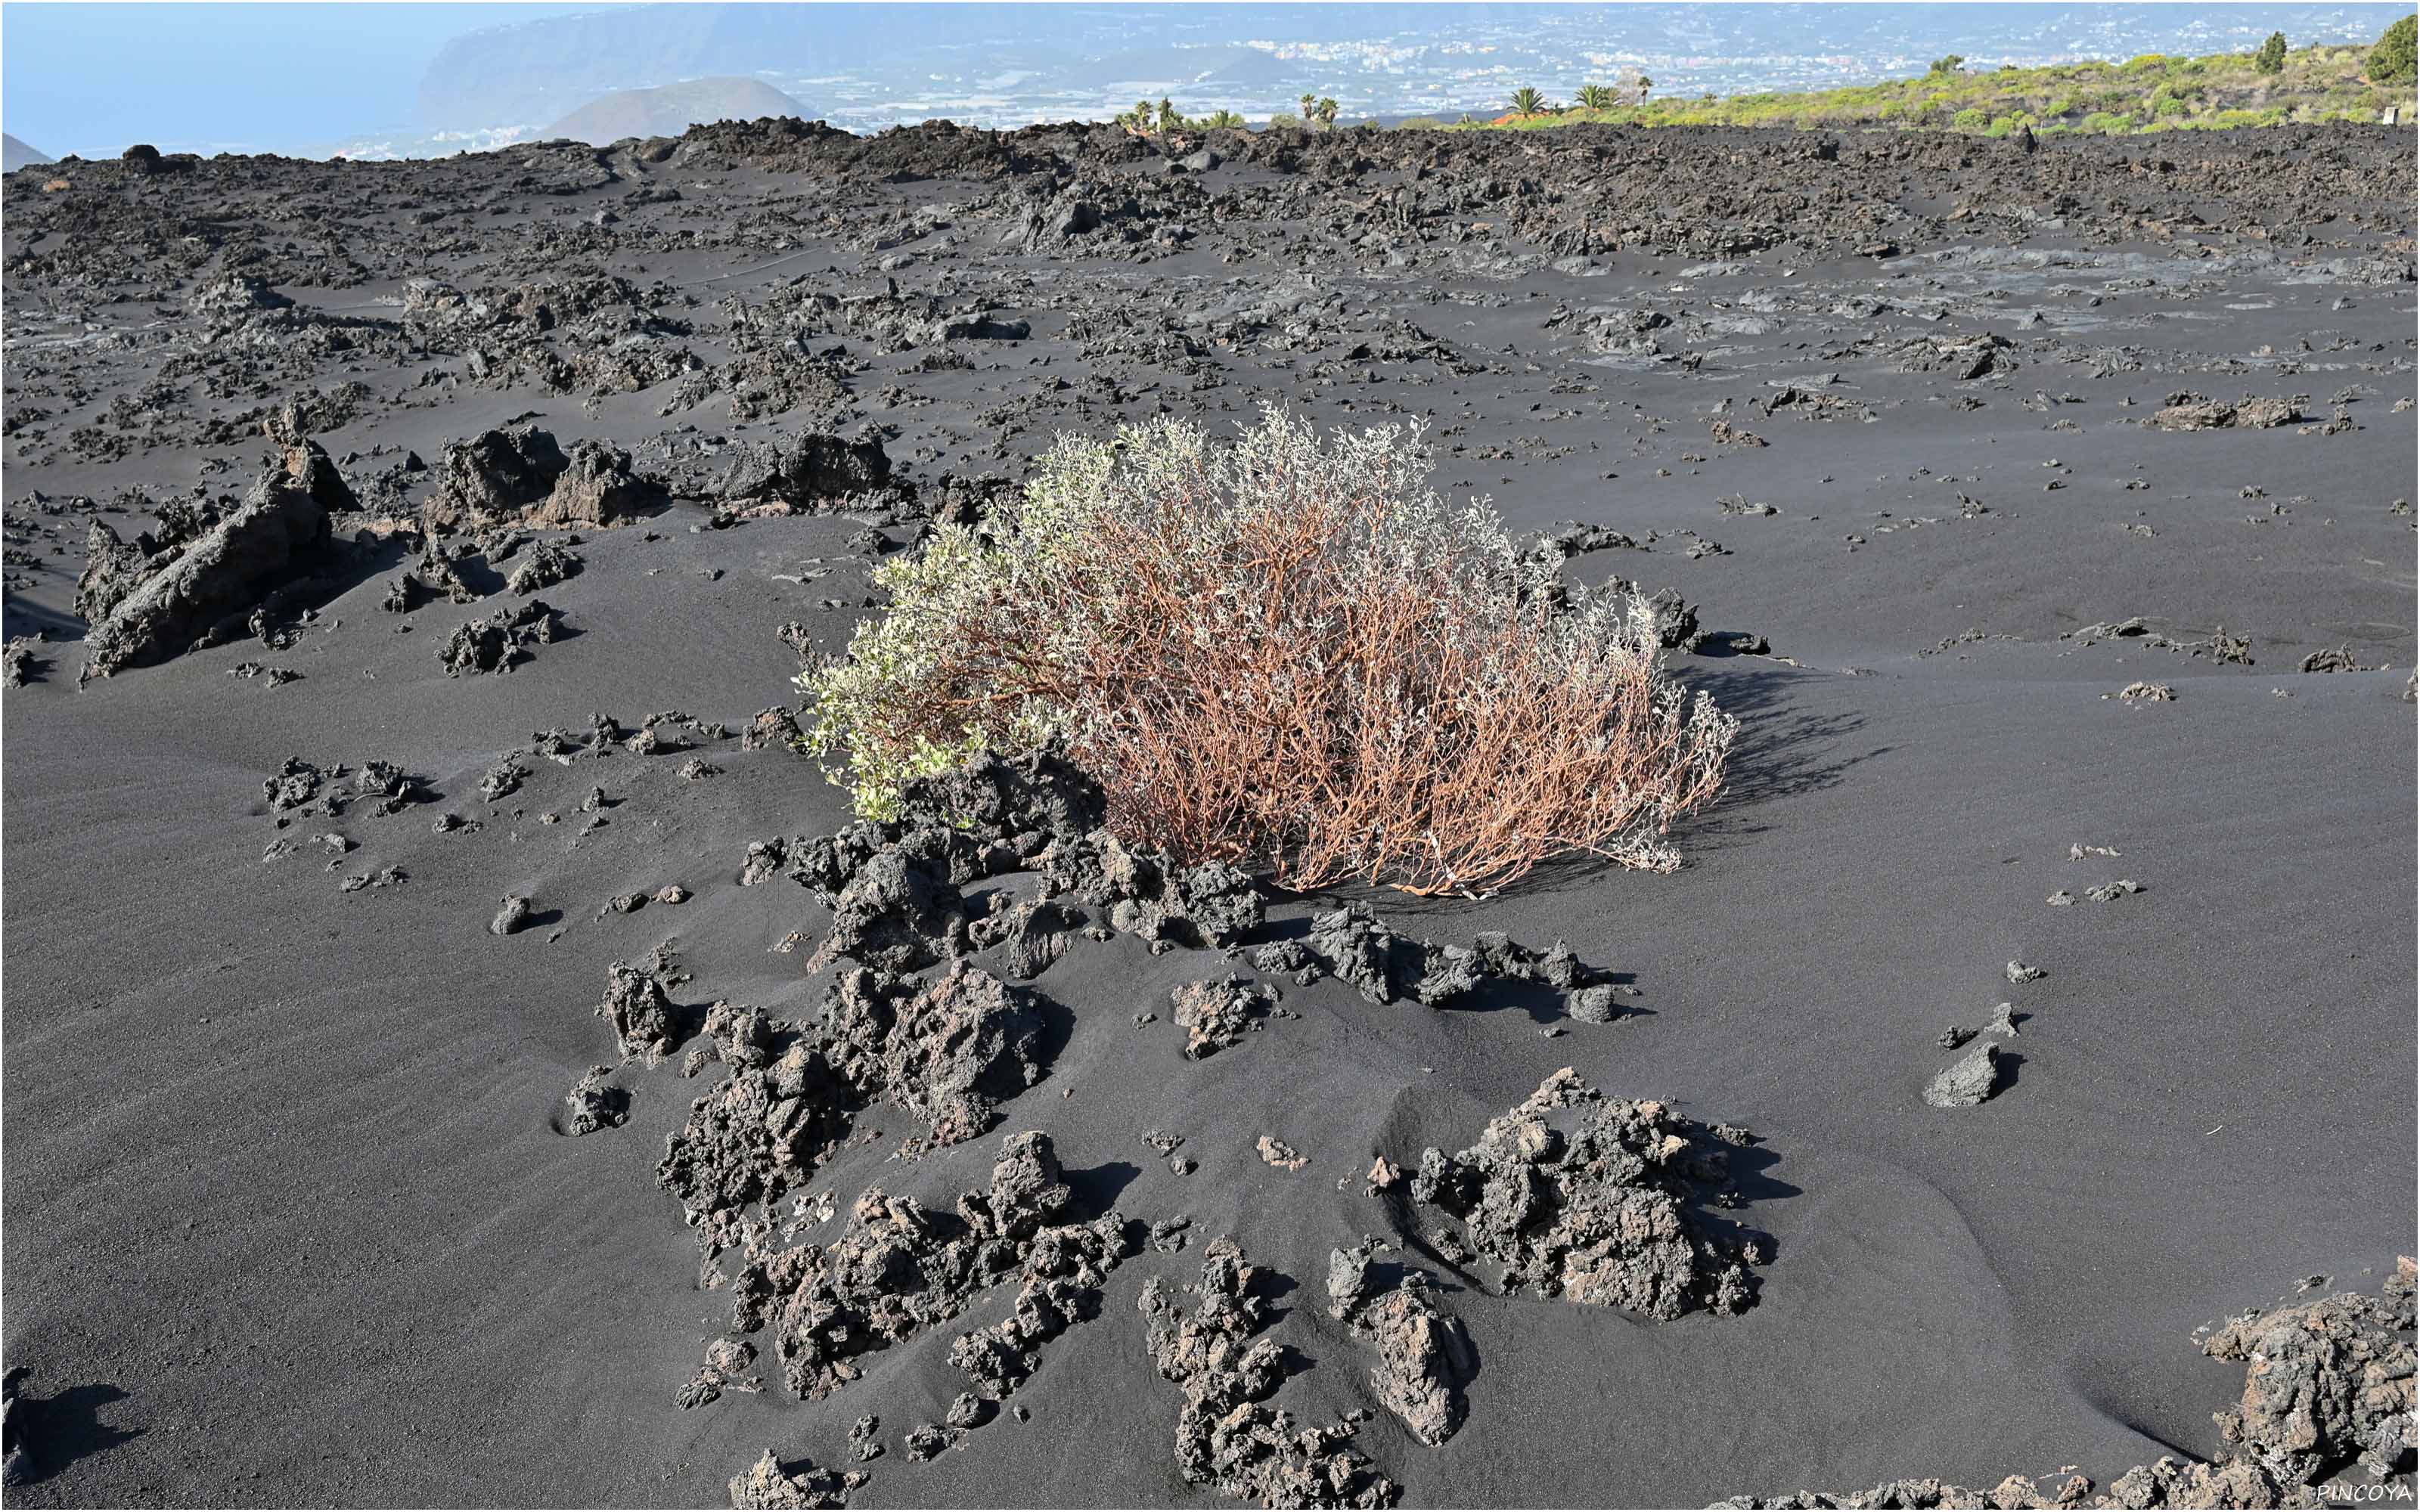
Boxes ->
[542,749,1776,1507]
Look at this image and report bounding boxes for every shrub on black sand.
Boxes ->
[799,411,1735,897]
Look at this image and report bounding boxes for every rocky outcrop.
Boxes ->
[656,1027,855,1242]
[726,1449,864,1510]
[563,1066,628,1134]
[3,636,48,686]
[1171,974,1279,1059]
[817,962,1050,1151]
[78,466,334,683]
[1723,1261,2415,1509]
[504,539,582,593]
[2149,393,2303,431]
[716,430,897,514]
[1897,331,2015,380]
[1408,1068,1764,1318]
[259,756,428,826]
[189,273,293,320]
[1923,1042,2003,1107]
[780,751,1265,959]
[655,961,1053,1253]
[728,1132,1134,1402]
[1140,1238,1399,1507]
[598,962,681,1061]
[422,424,570,532]
[529,439,665,527]
[1718,1460,2305,1510]
[964,894,1083,981]
[805,850,971,974]
[1326,1239,1472,1446]
[1253,907,1627,1021]
[2204,1259,2416,1484]
[436,599,563,674]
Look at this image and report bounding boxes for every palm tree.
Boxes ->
[1203,109,1246,129]
[1133,99,1154,132]
[1635,75,1652,101]
[1158,98,1181,133]
[1509,85,1546,117]
[1578,82,1618,111]
[1300,92,1319,126]
[1316,97,1340,128]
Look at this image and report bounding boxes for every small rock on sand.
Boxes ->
[726,1449,864,1510]
[563,1066,629,1134]
[1171,974,1277,1058]
[1923,1043,2003,1108]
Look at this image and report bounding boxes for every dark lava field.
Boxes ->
[2,119,2413,1508]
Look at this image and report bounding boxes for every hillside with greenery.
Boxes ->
[1419,20,2418,138]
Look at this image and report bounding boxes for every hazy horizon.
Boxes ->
[3,0,2408,160]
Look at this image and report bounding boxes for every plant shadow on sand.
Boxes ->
[1264,662,1886,917]
[4,1369,142,1487]
[1679,664,1889,817]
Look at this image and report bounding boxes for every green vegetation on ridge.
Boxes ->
[1428,23,2417,137]
[2370,14,2417,86]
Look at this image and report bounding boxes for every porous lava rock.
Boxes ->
[1140,1238,1400,1507]
[1408,1068,1764,1318]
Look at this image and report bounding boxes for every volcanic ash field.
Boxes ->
[1,119,2414,1507]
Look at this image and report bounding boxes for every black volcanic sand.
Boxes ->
[2,121,2413,1507]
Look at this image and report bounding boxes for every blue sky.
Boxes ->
[2,2,617,156]
[5,2,2408,160]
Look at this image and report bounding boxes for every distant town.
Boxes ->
[326,3,2404,159]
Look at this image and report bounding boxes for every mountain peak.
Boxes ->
[544,76,808,145]
[3,133,57,172]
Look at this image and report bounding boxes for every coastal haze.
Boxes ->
[1,3,2415,1511]
[0,2,2409,158]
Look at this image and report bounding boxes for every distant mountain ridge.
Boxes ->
[3,134,55,172]
[411,3,1503,128]
[546,76,807,144]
